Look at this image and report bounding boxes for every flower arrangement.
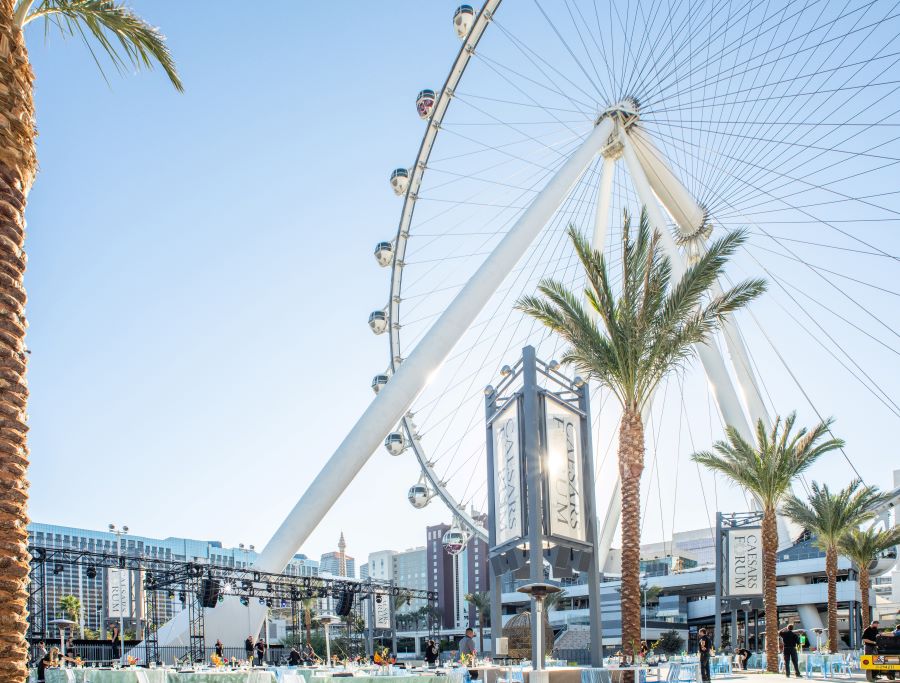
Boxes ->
[211,654,223,667]
[459,651,476,667]
[127,656,139,667]
[373,646,395,666]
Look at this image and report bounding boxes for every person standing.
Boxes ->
[215,639,224,658]
[779,624,801,678]
[110,624,121,662]
[698,628,712,683]
[459,628,477,659]
[36,647,59,682]
[255,638,267,666]
[244,635,255,663]
[424,639,440,666]
[862,620,881,655]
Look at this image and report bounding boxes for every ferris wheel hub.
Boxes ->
[597,97,640,128]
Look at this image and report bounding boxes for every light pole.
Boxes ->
[109,523,128,664]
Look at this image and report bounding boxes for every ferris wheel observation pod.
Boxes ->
[416,89,436,119]
[453,5,475,38]
[368,309,387,335]
[383,431,406,456]
[407,482,431,509]
[389,168,409,196]
[442,526,467,555]
[373,241,394,267]
[371,374,389,394]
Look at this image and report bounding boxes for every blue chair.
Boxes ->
[829,654,852,678]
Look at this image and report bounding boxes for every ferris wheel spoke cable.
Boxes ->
[697,38,900,210]
[748,252,900,357]
[645,125,900,260]
[559,0,613,104]
[468,49,594,139]
[413,162,599,438]
[646,0,885,110]
[420,163,600,450]
[732,280,867,483]
[742,252,900,418]
[482,22,598,114]
[747,241,900,299]
[425,206,600,487]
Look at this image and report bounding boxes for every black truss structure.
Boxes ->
[29,545,436,663]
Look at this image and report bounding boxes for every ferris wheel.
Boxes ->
[364,0,900,556]
[163,0,900,649]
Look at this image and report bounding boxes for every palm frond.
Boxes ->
[24,0,182,91]
[691,415,841,510]
[839,526,900,568]
[783,480,892,550]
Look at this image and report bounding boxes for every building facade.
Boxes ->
[319,532,356,578]
[427,522,489,631]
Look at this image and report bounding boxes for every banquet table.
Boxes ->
[46,669,277,683]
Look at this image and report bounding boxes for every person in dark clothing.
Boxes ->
[215,639,224,657]
[424,639,440,666]
[779,624,802,678]
[255,639,267,665]
[37,647,59,682]
[863,620,881,654]
[245,636,255,663]
[698,628,713,683]
[736,648,751,670]
[110,624,121,661]
[288,647,302,666]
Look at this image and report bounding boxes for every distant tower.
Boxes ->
[338,531,347,577]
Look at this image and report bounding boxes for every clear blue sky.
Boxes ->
[23,2,899,566]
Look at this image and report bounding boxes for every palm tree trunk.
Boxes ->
[0,4,35,683]
[762,508,779,673]
[618,408,644,680]
[859,564,870,632]
[826,546,838,652]
[478,616,484,653]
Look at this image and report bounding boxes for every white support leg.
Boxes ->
[155,117,617,648]
[626,126,824,632]
[592,155,616,252]
[620,127,754,442]
[629,127,706,236]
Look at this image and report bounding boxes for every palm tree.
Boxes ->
[302,597,318,645]
[517,211,765,665]
[464,592,491,651]
[783,480,891,652]
[691,413,843,671]
[840,525,900,636]
[0,4,179,681]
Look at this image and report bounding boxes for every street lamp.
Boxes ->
[109,523,128,664]
[517,581,561,673]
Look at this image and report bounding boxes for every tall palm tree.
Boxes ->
[783,480,891,652]
[691,413,843,671]
[464,591,491,651]
[840,525,900,636]
[0,4,179,681]
[517,211,765,664]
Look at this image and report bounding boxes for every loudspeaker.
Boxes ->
[335,590,354,617]
[199,578,221,608]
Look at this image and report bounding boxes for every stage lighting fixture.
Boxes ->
[240,597,249,606]
[258,598,265,606]
[265,599,273,608]
[86,567,97,579]
[54,564,64,575]
[281,600,287,608]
